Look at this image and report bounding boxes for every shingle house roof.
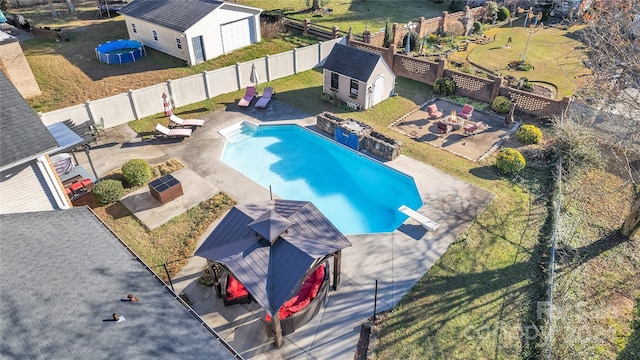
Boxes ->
[323,43,385,83]
[0,208,239,360]
[118,0,225,32]
[0,71,58,169]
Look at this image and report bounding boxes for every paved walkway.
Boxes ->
[75,100,495,359]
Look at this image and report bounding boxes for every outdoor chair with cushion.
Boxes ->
[238,86,256,107]
[255,87,274,108]
[155,123,192,139]
[459,104,474,120]
[427,104,443,119]
[169,114,204,128]
[464,121,483,136]
[437,120,452,134]
[222,274,253,306]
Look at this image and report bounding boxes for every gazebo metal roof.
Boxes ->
[195,199,351,317]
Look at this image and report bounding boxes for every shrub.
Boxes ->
[473,21,482,34]
[426,34,439,44]
[517,62,533,71]
[122,158,152,186]
[491,96,512,114]
[93,179,124,204]
[497,6,510,21]
[517,77,533,91]
[496,148,526,174]
[517,124,543,144]
[449,0,466,12]
[434,77,455,96]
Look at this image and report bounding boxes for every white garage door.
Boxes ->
[221,18,253,53]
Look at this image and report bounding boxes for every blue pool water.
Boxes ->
[220,123,422,234]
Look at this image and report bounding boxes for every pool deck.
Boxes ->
[76,100,495,359]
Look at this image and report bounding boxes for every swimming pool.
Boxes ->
[220,122,422,234]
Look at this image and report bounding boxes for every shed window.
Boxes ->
[152,30,158,41]
[176,38,182,49]
[350,79,359,98]
[330,72,339,90]
[131,23,137,34]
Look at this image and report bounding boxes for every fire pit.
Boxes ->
[442,110,464,130]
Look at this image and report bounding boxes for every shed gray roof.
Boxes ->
[0,71,58,169]
[196,200,351,316]
[0,208,239,360]
[323,43,385,82]
[119,0,257,32]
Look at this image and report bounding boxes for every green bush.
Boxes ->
[122,158,152,186]
[491,96,512,114]
[473,21,482,34]
[434,77,455,96]
[449,0,466,12]
[426,34,439,44]
[497,6,510,21]
[93,179,124,204]
[517,62,533,71]
[496,148,526,174]
[517,124,543,144]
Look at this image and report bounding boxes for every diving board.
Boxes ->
[398,205,440,231]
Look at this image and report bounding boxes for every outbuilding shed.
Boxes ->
[322,43,396,110]
[118,0,262,65]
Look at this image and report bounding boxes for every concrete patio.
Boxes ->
[74,100,495,359]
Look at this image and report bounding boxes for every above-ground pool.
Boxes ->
[220,122,422,234]
[95,39,146,64]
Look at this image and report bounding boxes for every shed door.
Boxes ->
[221,17,253,53]
[192,36,205,64]
[372,75,385,107]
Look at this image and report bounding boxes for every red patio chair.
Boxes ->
[427,104,443,119]
[459,104,474,120]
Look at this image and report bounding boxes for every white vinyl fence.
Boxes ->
[38,37,346,128]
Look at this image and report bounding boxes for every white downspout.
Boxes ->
[37,156,71,210]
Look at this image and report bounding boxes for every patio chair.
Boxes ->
[254,87,273,108]
[169,114,204,128]
[155,123,192,139]
[458,104,474,120]
[427,104,443,119]
[237,86,256,107]
[463,121,483,136]
[437,120,452,134]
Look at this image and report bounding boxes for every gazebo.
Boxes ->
[195,199,352,347]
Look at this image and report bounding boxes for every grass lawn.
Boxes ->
[450,23,592,98]
[73,159,236,281]
[237,0,449,35]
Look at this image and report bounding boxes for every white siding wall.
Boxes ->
[0,162,55,214]
[187,6,260,63]
[123,16,188,62]
[370,61,396,108]
[323,58,395,110]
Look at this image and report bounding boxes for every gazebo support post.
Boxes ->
[333,250,342,290]
[208,261,221,298]
[273,314,283,347]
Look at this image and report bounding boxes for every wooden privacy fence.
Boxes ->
[38,37,345,129]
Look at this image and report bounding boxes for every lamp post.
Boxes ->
[521,10,543,65]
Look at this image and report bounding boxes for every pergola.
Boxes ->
[195,199,352,347]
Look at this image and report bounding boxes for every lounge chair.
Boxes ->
[464,121,483,135]
[427,104,443,119]
[255,87,273,109]
[238,86,256,107]
[155,123,192,138]
[169,114,204,128]
[398,205,439,231]
[459,104,474,120]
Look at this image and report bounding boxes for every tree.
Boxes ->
[383,18,392,48]
[574,0,640,238]
[1,0,9,12]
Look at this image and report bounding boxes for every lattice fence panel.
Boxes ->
[354,45,383,57]
[401,58,430,74]
[510,93,551,111]
[451,73,487,92]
